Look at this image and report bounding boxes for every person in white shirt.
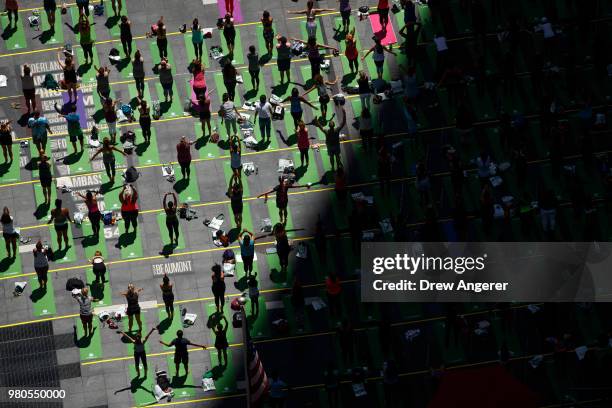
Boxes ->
[254,95,273,142]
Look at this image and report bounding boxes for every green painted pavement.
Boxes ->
[300,65,317,102]
[255,22,277,59]
[104,0,122,37]
[119,229,144,259]
[299,18,324,45]
[75,46,101,86]
[0,13,27,50]
[246,296,271,338]
[128,364,156,406]
[29,276,56,317]
[227,27,245,66]
[81,220,107,259]
[213,71,242,106]
[209,349,237,394]
[156,212,186,253]
[0,238,21,276]
[39,9,64,45]
[173,165,201,203]
[166,356,197,399]
[293,150,319,184]
[266,251,295,289]
[85,260,113,307]
[135,128,161,166]
[223,160,250,196]
[122,313,149,352]
[49,225,77,263]
[271,66,293,100]
[0,144,21,183]
[265,199,295,236]
[433,320,465,364]
[157,309,184,348]
[75,318,103,360]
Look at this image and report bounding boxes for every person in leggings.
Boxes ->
[117,328,156,378]
[160,273,174,319]
[119,185,139,234]
[33,241,50,289]
[76,191,102,237]
[48,199,72,251]
[78,14,94,65]
[132,50,145,98]
[38,154,52,204]
[211,264,226,313]
[119,16,133,57]
[91,138,127,184]
[163,192,179,245]
[122,283,143,332]
[155,17,168,60]
[138,98,151,143]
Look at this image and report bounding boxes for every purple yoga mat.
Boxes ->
[62,90,88,129]
[217,0,243,22]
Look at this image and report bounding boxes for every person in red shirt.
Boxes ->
[176,136,194,179]
[296,121,310,167]
[119,185,139,235]
[345,28,359,73]
[377,0,390,32]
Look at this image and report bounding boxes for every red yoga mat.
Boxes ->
[368,13,397,46]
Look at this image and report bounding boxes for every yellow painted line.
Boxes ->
[0,313,80,329]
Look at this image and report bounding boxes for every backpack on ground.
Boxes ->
[123,166,139,183]
[42,74,59,90]
[152,100,161,120]
[66,277,85,291]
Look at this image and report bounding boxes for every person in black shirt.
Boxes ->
[160,330,206,377]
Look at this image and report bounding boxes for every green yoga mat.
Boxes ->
[270,66,294,100]
[266,251,295,289]
[240,68,264,102]
[135,128,161,166]
[0,14,27,50]
[119,228,143,259]
[157,309,183,347]
[75,318,103,360]
[74,44,101,85]
[122,313,149,351]
[33,184,55,220]
[265,198,295,237]
[104,0,122,37]
[100,178,125,212]
[195,122,221,160]
[208,349,237,394]
[184,33,210,68]
[246,296,271,338]
[0,144,21,183]
[85,264,112,307]
[166,355,197,399]
[29,276,56,317]
[62,138,93,173]
[38,9,64,45]
[128,364,156,406]
[282,295,312,335]
[172,164,200,203]
[49,225,77,263]
[213,71,242,106]
[81,220,107,258]
[293,150,319,184]
[0,239,21,276]
[156,212,186,255]
[225,27,245,66]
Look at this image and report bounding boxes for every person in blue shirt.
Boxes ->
[268,370,288,407]
[28,111,52,152]
[238,229,256,277]
[60,104,83,153]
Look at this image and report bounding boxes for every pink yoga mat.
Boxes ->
[369,14,397,46]
[218,0,243,23]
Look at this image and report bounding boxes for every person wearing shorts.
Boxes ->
[33,241,49,288]
[48,199,72,251]
[28,111,52,153]
[74,288,97,337]
[159,330,206,377]
[0,121,13,163]
[198,93,211,138]
[37,154,53,205]
[122,283,143,332]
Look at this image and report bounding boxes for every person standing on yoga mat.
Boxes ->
[137,98,151,143]
[254,95,273,142]
[59,105,84,153]
[302,74,338,121]
[76,190,102,237]
[221,14,236,57]
[276,36,292,84]
[288,0,334,39]
[110,0,122,16]
[132,50,145,98]
[74,287,98,337]
[377,0,390,32]
[282,88,317,131]
[338,0,352,32]
[122,283,143,333]
[274,223,291,276]
[57,52,78,103]
[258,178,310,225]
[0,121,13,163]
[344,28,359,73]
[296,121,310,167]
[5,0,18,26]
[158,58,174,103]
[33,241,50,289]
[118,328,155,378]
[43,0,57,31]
[363,38,396,80]
[191,59,207,99]
[76,0,89,17]
[94,65,111,102]
[198,92,212,138]
[78,14,94,65]
[191,18,204,60]
[119,15,132,57]
[91,137,127,183]
[160,273,174,319]
[160,330,206,377]
[239,229,256,276]
[211,264,226,313]
[1,207,17,259]
[29,112,52,153]
[291,37,338,79]
[163,192,180,245]
[90,250,106,284]
[227,175,243,229]
[119,184,139,234]
[21,65,36,113]
[261,11,274,55]
[222,61,237,101]
[247,45,260,90]
[176,136,194,180]
[213,315,229,366]
[220,92,240,139]
[48,199,72,251]
[101,98,120,143]
[38,153,53,205]
[155,17,168,60]
[313,108,347,171]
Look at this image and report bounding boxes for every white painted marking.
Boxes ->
[202,0,217,5]
[19,244,36,253]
